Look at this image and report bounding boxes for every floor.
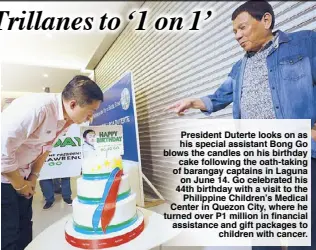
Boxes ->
[32,177,250,250]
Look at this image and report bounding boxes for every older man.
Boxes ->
[167,1,316,250]
[1,75,103,250]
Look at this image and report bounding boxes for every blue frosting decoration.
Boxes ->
[82,173,110,180]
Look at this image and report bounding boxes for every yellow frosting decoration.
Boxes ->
[104,160,111,167]
[114,158,123,170]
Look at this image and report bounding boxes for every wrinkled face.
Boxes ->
[85,132,96,145]
[67,100,101,124]
[233,12,272,52]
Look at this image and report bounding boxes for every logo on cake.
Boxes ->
[120,88,130,111]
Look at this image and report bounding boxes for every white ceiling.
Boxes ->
[0,1,143,94]
[1,63,90,93]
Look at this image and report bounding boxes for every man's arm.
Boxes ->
[1,101,46,189]
[200,76,234,115]
[3,170,35,198]
[166,76,234,116]
[3,150,50,199]
[27,150,51,188]
[30,150,51,175]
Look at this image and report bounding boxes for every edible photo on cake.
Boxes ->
[82,129,96,155]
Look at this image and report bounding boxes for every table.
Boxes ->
[26,208,180,250]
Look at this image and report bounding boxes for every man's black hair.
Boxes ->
[232,0,275,30]
[62,75,104,106]
[83,129,96,138]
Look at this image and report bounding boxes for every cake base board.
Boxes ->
[65,209,144,249]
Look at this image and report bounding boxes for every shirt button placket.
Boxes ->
[268,67,280,117]
[274,104,281,116]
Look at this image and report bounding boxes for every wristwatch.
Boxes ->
[30,172,40,178]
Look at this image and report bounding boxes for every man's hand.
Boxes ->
[165,98,206,116]
[2,169,34,198]
[12,180,35,199]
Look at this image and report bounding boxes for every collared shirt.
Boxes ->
[1,93,70,183]
[83,142,95,151]
[240,34,277,119]
[82,142,96,159]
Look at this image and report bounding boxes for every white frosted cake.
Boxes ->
[65,155,144,249]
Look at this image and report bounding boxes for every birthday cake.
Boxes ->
[65,155,145,249]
